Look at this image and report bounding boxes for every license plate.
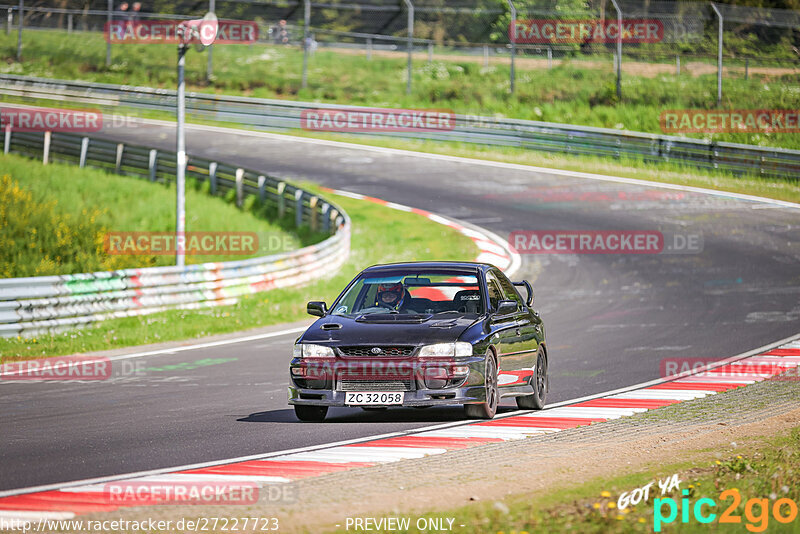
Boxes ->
[345,391,404,405]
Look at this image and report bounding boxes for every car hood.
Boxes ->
[300,314,479,346]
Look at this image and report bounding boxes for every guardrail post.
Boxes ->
[42,131,50,165]
[427,42,433,63]
[277,182,286,217]
[6,8,11,35]
[67,13,72,33]
[208,162,217,194]
[294,189,303,228]
[148,149,157,181]
[366,37,372,60]
[547,46,552,68]
[309,195,319,231]
[235,168,244,208]
[4,125,10,154]
[115,143,124,173]
[676,55,680,75]
[321,203,330,233]
[257,175,266,203]
[483,44,488,67]
[79,137,88,167]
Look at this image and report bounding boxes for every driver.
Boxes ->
[376,282,405,310]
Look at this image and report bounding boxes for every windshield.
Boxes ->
[331,271,484,317]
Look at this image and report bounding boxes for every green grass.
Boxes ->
[3,30,800,149]
[0,184,478,360]
[0,153,311,277]
[332,426,800,534]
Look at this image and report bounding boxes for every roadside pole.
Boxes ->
[610,0,622,100]
[206,0,215,81]
[403,0,414,94]
[176,38,187,267]
[176,13,217,267]
[506,0,516,94]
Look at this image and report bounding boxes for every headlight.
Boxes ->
[419,342,472,358]
[294,343,335,359]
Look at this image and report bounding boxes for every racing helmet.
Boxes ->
[376,282,404,309]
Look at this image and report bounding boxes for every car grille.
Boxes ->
[337,346,415,357]
[339,379,415,392]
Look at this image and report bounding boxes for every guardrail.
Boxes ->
[1,74,798,179]
[0,128,350,338]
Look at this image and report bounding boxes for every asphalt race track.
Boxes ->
[2,118,799,492]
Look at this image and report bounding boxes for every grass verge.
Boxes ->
[0,184,478,361]
[333,425,800,534]
[0,153,307,277]
[2,30,799,149]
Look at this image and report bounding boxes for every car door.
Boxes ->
[485,271,521,385]
[494,270,540,386]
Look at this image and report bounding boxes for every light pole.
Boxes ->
[175,13,217,267]
[176,33,188,267]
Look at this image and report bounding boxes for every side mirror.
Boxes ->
[495,300,518,316]
[307,301,327,317]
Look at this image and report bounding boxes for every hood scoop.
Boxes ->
[320,323,342,330]
[430,319,458,328]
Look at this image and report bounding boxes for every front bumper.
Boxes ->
[287,354,487,407]
[288,384,487,407]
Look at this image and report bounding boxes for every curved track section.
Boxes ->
[1,118,799,492]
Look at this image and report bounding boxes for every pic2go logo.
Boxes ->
[654,489,799,532]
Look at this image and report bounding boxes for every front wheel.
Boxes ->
[464,351,498,419]
[294,405,328,422]
[516,347,547,410]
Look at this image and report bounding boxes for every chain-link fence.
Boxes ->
[2,0,799,101]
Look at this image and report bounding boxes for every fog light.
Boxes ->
[424,366,449,389]
[291,367,306,377]
[453,365,469,376]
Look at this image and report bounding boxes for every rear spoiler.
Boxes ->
[512,280,533,307]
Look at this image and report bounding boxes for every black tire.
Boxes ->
[464,351,498,419]
[294,405,328,422]
[516,347,547,410]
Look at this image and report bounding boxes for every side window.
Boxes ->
[485,273,503,311]
[496,271,523,307]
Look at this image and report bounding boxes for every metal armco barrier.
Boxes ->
[0,74,798,179]
[0,129,350,338]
